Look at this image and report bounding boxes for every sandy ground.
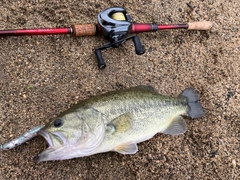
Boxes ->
[0,0,239,179]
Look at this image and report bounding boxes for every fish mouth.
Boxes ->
[38,130,54,148]
[34,130,68,162]
[38,130,67,149]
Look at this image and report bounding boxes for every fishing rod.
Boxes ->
[0,7,212,68]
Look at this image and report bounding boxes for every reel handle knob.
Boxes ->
[95,49,106,69]
[132,35,145,55]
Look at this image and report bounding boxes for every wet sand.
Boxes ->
[0,0,239,179]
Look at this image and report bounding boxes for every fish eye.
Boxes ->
[53,119,64,128]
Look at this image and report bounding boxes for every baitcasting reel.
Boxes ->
[95,7,145,68]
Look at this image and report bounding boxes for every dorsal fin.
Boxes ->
[129,85,158,94]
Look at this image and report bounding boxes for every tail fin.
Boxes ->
[180,88,205,119]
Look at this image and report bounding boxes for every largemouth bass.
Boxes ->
[31,85,205,162]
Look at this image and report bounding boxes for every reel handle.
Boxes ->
[132,36,145,55]
[95,49,106,69]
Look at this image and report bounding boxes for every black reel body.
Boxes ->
[95,7,145,68]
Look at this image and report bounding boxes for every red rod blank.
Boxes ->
[157,24,188,30]
[0,28,72,36]
[0,24,189,37]
[131,23,188,34]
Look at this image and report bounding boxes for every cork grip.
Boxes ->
[72,24,96,36]
[188,21,213,30]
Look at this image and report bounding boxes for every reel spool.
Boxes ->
[95,7,145,68]
[111,12,126,21]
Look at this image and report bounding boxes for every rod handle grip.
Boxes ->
[72,24,96,36]
[188,21,213,30]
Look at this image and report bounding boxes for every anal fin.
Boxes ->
[162,116,187,135]
[114,143,138,155]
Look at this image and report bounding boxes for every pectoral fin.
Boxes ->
[107,113,132,134]
[162,116,187,135]
[114,143,138,155]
